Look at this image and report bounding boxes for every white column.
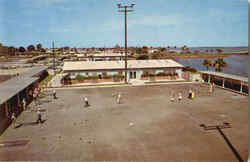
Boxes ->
[208,75,211,83]
[17,94,20,107]
[240,81,243,93]
[222,79,225,88]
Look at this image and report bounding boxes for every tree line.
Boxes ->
[0,43,46,56]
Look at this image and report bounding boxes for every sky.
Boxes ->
[0,0,248,48]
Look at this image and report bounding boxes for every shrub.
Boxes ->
[182,66,197,73]
[156,72,169,76]
[141,72,149,77]
[75,74,84,81]
[102,75,112,79]
[91,76,99,80]
[148,73,155,77]
[113,74,124,81]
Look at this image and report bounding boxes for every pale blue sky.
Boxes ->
[0,0,248,48]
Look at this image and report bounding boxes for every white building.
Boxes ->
[62,59,184,82]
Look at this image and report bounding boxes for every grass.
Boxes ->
[39,75,54,86]
[60,83,132,88]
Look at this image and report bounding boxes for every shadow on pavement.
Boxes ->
[14,119,47,129]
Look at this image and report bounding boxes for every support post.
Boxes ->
[17,94,20,108]
[222,79,225,88]
[240,81,243,93]
[208,75,211,83]
[5,102,9,118]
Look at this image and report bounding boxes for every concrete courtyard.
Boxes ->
[0,83,248,161]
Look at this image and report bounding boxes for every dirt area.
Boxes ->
[0,83,248,161]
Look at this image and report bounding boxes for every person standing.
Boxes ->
[117,93,121,104]
[36,108,42,124]
[53,89,57,99]
[11,113,17,128]
[38,87,41,96]
[22,99,26,110]
[209,83,213,93]
[192,91,195,99]
[33,92,37,105]
[84,97,89,107]
[170,95,175,102]
[188,89,192,99]
[178,92,182,102]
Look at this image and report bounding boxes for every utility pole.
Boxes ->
[117,3,135,84]
[52,41,55,71]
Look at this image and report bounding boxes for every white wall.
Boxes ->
[176,69,183,79]
[67,67,183,79]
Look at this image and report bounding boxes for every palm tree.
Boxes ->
[215,58,227,72]
[203,59,214,71]
[203,59,210,70]
[216,49,223,53]
[36,43,42,51]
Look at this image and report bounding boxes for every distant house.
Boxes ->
[0,46,9,56]
[62,59,184,83]
[74,52,133,61]
[168,50,180,54]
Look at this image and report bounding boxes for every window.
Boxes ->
[92,72,97,76]
[102,72,107,77]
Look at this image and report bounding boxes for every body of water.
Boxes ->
[174,55,248,77]
[168,46,248,53]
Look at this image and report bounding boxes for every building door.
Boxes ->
[130,72,133,79]
[134,72,136,79]
[130,71,136,79]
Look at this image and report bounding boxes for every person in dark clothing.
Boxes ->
[53,90,57,99]
[188,89,192,99]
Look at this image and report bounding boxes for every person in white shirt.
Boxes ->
[84,97,89,107]
[36,108,42,124]
[117,93,121,104]
[11,113,17,128]
[170,94,175,102]
[178,93,182,102]
[53,89,57,99]
[209,83,213,93]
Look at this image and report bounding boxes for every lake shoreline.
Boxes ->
[174,55,248,77]
[164,53,247,59]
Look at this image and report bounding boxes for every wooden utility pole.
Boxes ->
[118,3,135,83]
[52,41,55,71]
